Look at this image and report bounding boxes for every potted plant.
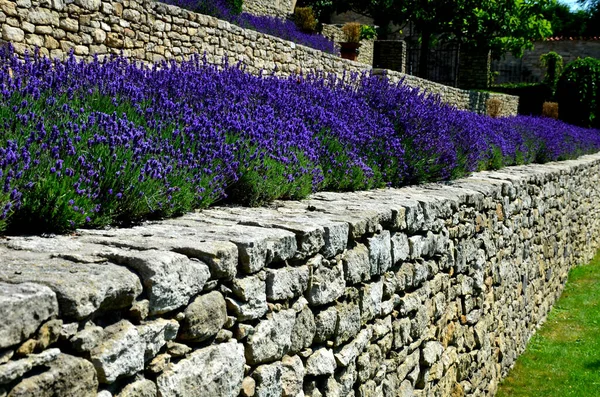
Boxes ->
[340,22,362,61]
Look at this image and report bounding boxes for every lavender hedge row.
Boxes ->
[160,0,338,55]
[1,47,599,234]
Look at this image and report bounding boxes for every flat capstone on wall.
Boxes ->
[1,152,600,396]
[0,0,519,116]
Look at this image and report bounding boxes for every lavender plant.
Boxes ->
[160,0,337,54]
[1,46,599,234]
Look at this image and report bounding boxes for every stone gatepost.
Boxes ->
[373,40,407,73]
[458,48,491,89]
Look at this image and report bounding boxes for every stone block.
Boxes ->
[0,283,58,349]
[8,353,97,396]
[179,291,227,342]
[103,249,210,315]
[0,257,142,320]
[157,341,245,397]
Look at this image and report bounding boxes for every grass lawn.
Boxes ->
[497,250,600,397]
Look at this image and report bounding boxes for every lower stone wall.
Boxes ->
[1,153,599,397]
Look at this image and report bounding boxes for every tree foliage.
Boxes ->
[301,0,553,57]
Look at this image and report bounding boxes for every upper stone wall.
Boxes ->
[0,0,519,116]
[1,152,600,396]
[242,0,295,19]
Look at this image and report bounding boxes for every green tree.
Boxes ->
[302,0,552,78]
[542,2,590,37]
[578,0,600,36]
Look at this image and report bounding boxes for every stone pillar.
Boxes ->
[458,48,491,89]
[373,40,407,73]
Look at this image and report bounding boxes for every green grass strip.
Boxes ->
[497,250,600,397]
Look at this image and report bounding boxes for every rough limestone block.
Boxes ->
[342,243,371,285]
[0,257,142,320]
[117,379,158,397]
[290,305,316,353]
[71,324,104,353]
[0,348,60,385]
[391,232,410,264]
[246,309,296,365]
[162,217,298,273]
[79,227,239,280]
[179,291,227,342]
[157,341,245,397]
[201,207,326,260]
[305,347,336,376]
[360,279,383,323]
[90,320,145,384]
[305,259,345,306]
[252,362,283,397]
[103,249,210,315]
[421,341,444,366]
[335,327,373,367]
[281,355,304,397]
[137,319,180,362]
[0,282,58,349]
[7,353,98,397]
[227,273,268,321]
[265,266,310,301]
[367,231,392,275]
[334,302,361,346]
[314,306,338,343]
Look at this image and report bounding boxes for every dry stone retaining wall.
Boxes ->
[0,0,518,115]
[1,153,600,396]
[380,70,520,117]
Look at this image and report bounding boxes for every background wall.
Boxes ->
[1,153,599,396]
[493,38,600,84]
[0,0,518,116]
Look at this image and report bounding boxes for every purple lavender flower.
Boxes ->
[0,45,599,234]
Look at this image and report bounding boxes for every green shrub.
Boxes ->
[342,22,361,43]
[226,0,243,14]
[293,7,317,33]
[556,57,600,128]
[542,101,559,119]
[360,25,377,41]
[486,97,503,118]
[540,51,563,94]
[491,82,553,116]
